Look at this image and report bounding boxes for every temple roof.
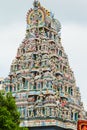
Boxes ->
[26,0,61,32]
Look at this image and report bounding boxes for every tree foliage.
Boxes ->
[0,92,28,130]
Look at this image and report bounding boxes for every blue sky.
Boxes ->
[0,0,87,110]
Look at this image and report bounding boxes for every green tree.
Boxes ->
[0,92,28,130]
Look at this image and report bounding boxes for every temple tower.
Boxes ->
[4,1,86,130]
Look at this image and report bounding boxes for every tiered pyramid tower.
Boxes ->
[4,1,86,130]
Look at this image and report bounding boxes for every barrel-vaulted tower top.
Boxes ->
[26,0,61,33]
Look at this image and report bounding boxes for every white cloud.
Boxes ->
[0,22,25,77]
[62,24,87,110]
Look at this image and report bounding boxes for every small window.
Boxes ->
[57,65,59,69]
[59,50,62,56]
[71,112,73,120]
[47,81,52,88]
[29,110,31,116]
[68,87,71,94]
[60,85,62,92]
[39,46,41,50]
[14,86,16,91]
[32,54,37,60]
[5,86,8,92]
[22,78,25,84]
[10,86,12,92]
[58,87,60,91]
[43,108,45,115]
[74,113,78,121]
[33,82,36,90]
[65,86,67,92]
[23,78,28,89]
[38,83,40,89]
[66,111,68,115]
[17,84,20,90]
[71,88,73,96]
[23,48,25,54]
[34,110,36,116]
[68,87,73,96]
[45,30,48,37]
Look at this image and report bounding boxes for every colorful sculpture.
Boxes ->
[4,1,86,129]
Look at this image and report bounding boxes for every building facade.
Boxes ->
[4,1,86,130]
[0,77,4,90]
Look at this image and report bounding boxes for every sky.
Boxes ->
[0,0,87,110]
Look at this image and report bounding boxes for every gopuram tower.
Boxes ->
[4,1,86,130]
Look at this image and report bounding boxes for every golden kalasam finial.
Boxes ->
[33,0,41,8]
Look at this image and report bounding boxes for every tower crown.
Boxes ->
[26,1,61,33]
